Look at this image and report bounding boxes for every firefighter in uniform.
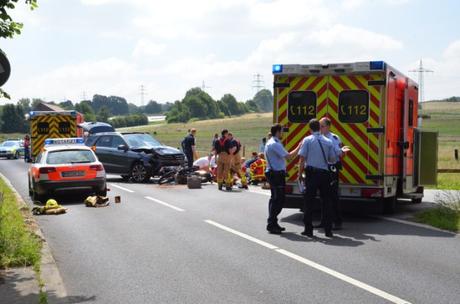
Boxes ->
[319,117,350,230]
[214,129,232,191]
[264,124,302,234]
[298,119,337,238]
[227,133,248,189]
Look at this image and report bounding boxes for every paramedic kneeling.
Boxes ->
[298,119,337,238]
[264,124,302,234]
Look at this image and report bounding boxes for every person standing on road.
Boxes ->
[298,119,337,238]
[264,124,302,234]
[182,128,198,168]
[319,117,350,230]
[214,129,232,191]
[23,134,31,162]
[227,133,248,189]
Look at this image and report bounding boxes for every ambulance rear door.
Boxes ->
[274,74,328,183]
[327,72,385,190]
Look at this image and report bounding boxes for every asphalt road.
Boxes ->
[1,158,459,304]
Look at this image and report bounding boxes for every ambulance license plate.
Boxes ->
[62,171,85,177]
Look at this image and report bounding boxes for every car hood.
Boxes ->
[0,147,14,152]
[131,145,182,155]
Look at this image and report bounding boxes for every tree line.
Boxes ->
[166,88,272,123]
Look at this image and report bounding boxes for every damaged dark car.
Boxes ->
[85,132,185,182]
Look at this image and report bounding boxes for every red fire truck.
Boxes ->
[272,61,438,213]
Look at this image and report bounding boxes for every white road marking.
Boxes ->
[248,188,271,196]
[204,219,411,304]
[109,183,134,193]
[205,220,278,249]
[145,196,185,212]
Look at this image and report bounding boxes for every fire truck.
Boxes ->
[29,111,84,161]
[272,61,438,213]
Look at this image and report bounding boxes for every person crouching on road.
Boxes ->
[214,129,232,191]
[226,133,248,190]
[298,119,337,238]
[319,117,350,230]
[264,124,302,234]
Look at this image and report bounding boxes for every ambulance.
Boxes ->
[272,61,438,213]
[28,111,84,161]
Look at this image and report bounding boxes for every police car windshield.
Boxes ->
[47,150,96,165]
[1,141,17,147]
[124,134,161,148]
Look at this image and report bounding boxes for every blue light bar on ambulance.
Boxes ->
[370,61,385,70]
[44,138,84,146]
[273,64,283,73]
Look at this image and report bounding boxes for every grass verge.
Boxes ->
[0,175,47,303]
[415,190,460,232]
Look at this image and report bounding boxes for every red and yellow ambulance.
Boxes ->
[272,61,438,212]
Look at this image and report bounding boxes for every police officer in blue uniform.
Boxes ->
[298,119,337,238]
[319,117,350,230]
[264,124,302,234]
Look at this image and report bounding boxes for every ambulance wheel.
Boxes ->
[412,198,422,204]
[382,196,396,214]
[131,163,150,183]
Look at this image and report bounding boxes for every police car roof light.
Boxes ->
[273,64,283,73]
[44,138,85,146]
[370,61,385,70]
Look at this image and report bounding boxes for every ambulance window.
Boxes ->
[287,91,317,123]
[408,99,414,127]
[59,122,71,134]
[96,136,112,148]
[338,90,369,123]
[37,122,49,135]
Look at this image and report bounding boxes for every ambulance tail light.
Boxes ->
[90,165,104,171]
[361,188,383,198]
[39,167,56,174]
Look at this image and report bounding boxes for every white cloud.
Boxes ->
[132,39,166,58]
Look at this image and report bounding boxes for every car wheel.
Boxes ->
[412,198,422,204]
[6,156,11,159]
[96,188,107,197]
[14,151,19,159]
[131,163,150,183]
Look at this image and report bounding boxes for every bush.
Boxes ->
[110,114,149,128]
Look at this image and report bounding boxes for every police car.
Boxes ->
[28,138,107,202]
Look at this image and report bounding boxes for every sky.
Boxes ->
[0,0,459,105]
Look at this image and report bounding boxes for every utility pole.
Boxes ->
[201,80,211,92]
[252,73,264,93]
[409,59,433,103]
[140,84,146,106]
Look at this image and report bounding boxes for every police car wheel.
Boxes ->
[14,152,19,159]
[131,163,150,183]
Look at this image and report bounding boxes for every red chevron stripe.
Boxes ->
[348,75,367,90]
[306,76,324,91]
[341,158,367,184]
[328,101,379,158]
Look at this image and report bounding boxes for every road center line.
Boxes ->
[204,219,411,304]
[109,183,134,193]
[145,196,185,212]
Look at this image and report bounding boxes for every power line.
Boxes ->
[409,59,433,103]
[252,73,264,93]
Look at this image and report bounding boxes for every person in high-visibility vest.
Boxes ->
[249,153,267,183]
[227,133,248,189]
[213,129,232,191]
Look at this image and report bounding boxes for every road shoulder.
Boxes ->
[0,173,67,303]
